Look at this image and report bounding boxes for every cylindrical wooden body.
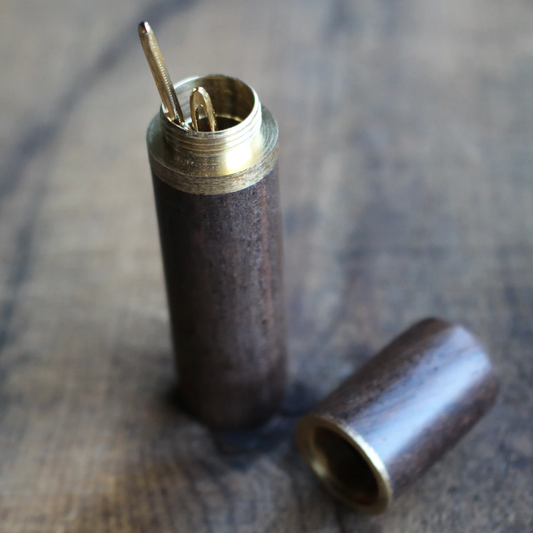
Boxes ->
[151,165,286,429]
[296,318,498,514]
[146,75,286,430]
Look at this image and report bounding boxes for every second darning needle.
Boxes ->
[190,87,218,132]
[138,21,188,128]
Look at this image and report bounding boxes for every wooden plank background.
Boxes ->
[1,0,532,531]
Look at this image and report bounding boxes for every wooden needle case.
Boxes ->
[146,75,286,430]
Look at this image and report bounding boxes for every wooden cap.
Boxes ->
[296,318,499,514]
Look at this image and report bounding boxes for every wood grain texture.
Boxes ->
[297,318,498,512]
[0,0,532,531]
[152,165,286,429]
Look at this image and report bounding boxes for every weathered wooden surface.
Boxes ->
[0,0,532,531]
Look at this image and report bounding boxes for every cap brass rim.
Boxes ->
[296,414,393,514]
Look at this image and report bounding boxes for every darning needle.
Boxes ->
[138,21,188,128]
[190,87,219,132]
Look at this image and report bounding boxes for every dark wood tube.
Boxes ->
[296,318,498,514]
[146,75,286,430]
[152,166,286,429]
